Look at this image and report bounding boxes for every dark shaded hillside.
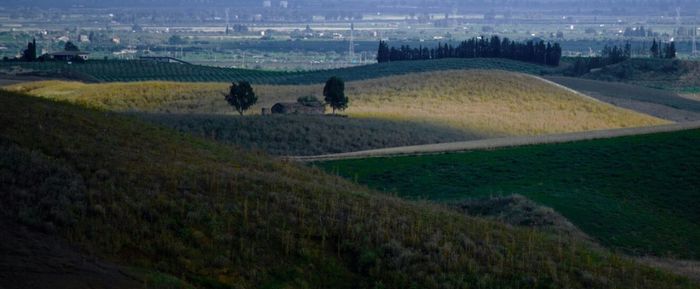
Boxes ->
[0,220,140,289]
[136,114,481,156]
[0,90,697,288]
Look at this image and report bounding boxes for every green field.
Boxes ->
[317,129,700,259]
[0,58,553,84]
[2,89,697,288]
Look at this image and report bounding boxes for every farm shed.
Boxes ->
[46,51,90,61]
[271,102,324,115]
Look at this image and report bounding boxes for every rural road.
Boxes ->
[290,121,700,162]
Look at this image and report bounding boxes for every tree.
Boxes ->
[21,38,37,62]
[664,41,676,59]
[323,76,348,114]
[225,81,257,115]
[377,40,390,63]
[650,39,659,58]
[64,41,80,52]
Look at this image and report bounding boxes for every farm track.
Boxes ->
[290,121,700,161]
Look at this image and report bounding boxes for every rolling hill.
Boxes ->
[583,58,700,93]
[6,70,667,139]
[1,89,698,288]
[316,128,700,260]
[136,113,480,156]
[546,76,700,122]
[0,58,552,84]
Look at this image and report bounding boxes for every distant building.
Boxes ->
[46,51,90,61]
[262,0,272,8]
[56,36,70,42]
[279,0,288,8]
[270,102,324,115]
[79,34,90,42]
[111,37,121,44]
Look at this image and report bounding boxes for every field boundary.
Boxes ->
[529,75,605,104]
[289,121,700,162]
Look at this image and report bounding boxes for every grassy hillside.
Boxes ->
[0,58,552,84]
[339,70,666,135]
[545,76,700,122]
[2,89,698,288]
[584,58,700,93]
[137,114,479,156]
[316,129,700,260]
[6,70,667,137]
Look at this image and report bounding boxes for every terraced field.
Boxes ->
[0,58,553,84]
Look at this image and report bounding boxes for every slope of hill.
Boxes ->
[136,114,479,156]
[6,70,667,138]
[547,76,700,122]
[1,89,697,288]
[316,128,700,260]
[0,58,552,84]
[583,58,700,93]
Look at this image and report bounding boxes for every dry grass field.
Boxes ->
[5,70,667,136]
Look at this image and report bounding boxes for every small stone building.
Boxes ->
[270,102,324,115]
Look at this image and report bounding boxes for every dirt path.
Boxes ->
[290,121,700,162]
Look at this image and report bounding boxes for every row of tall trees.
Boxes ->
[566,40,676,76]
[650,39,676,59]
[568,42,633,76]
[377,36,562,66]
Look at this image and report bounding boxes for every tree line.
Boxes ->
[567,40,676,76]
[377,36,562,66]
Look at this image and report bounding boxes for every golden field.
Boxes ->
[5,70,668,136]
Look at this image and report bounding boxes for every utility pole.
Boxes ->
[693,27,698,57]
[675,7,682,37]
[349,22,355,65]
[225,8,230,35]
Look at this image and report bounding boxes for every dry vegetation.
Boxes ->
[1,89,697,288]
[6,70,667,137]
[342,70,667,135]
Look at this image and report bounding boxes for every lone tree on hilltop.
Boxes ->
[225,81,257,115]
[323,76,348,114]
